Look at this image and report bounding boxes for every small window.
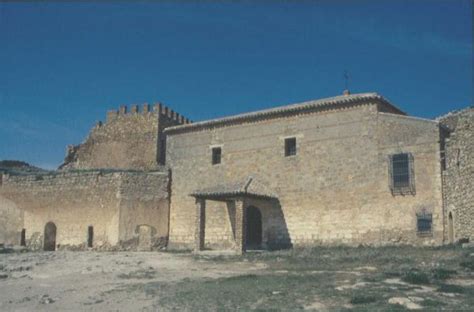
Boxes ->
[212,147,221,165]
[416,212,432,235]
[285,137,297,157]
[389,153,415,195]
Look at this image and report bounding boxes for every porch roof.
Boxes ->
[190,176,277,201]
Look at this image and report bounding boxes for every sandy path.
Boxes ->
[0,251,265,311]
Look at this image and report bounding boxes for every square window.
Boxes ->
[285,137,297,157]
[212,147,221,165]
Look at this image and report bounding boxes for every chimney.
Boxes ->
[343,89,350,96]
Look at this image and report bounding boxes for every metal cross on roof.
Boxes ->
[344,70,350,91]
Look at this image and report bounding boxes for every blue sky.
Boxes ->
[0,0,472,169]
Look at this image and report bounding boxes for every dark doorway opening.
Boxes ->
[20,229,26,246]
[44,222,57,251]
[246,206,262,250]
[448,212,454,244]
[87,226,94,248]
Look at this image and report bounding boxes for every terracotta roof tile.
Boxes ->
[190,176,277,200]
[165,92,404,134]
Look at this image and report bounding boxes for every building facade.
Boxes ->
[165,93,447,252]
[0,92,472,253]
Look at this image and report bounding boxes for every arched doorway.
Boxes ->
[448,212,454,244]
[246,206,262,249]
[44,222,57,251]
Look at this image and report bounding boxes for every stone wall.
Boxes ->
[118,170,170,248]
[441,108,474,242]
[0,194,23,245]
[0,170,170,250]
[166,103,444,249]
[61,104,190,170]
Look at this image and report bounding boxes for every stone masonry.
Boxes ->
[440,107,474,242]
[60,103,191,170]
[0,92,472,252]
[0,169,169,250]
[166,93,446,250]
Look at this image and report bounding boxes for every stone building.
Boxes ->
[0,92,472,253]
[0,104,188,250]
[61,103,191,170]
[439,108,474,244]
[165,93,447,252]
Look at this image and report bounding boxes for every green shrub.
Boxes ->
[437,284,465,294]
[350,295,377,305]
[460,258,474,271]
[431,268,456,280]
[401,270,430,285]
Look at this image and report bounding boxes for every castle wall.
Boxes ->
[441,108,474,242]
[166,104,444,249]
[61,104,189,170]
[0,170,170,250]
[118,171,170,246]
[0,171,121,249]
[0,194,23,245]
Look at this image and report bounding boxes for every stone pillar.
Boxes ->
[235,198,247,254]
[194,198,206,252]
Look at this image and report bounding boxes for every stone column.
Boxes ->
[194,198,206,252]
[235,198,247,254]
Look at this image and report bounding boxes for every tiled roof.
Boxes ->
[190,176,277,200]
[165,92,405,134]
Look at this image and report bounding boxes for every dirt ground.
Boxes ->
[0,246,473,311]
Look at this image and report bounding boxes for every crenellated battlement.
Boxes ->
[60,101,192,170]
[106,103,192,125]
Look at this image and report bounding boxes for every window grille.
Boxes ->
[389,153,415,195]
[285,137,297,157]
[416,211,432,236]
[212,147,222,165]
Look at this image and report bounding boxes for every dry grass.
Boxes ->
[152,245,474,311]
[1,246,472,311]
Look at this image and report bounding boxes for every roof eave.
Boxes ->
[166,93,404,135]
[189,192,276,201]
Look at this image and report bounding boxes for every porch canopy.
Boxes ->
[190,176,277,254]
